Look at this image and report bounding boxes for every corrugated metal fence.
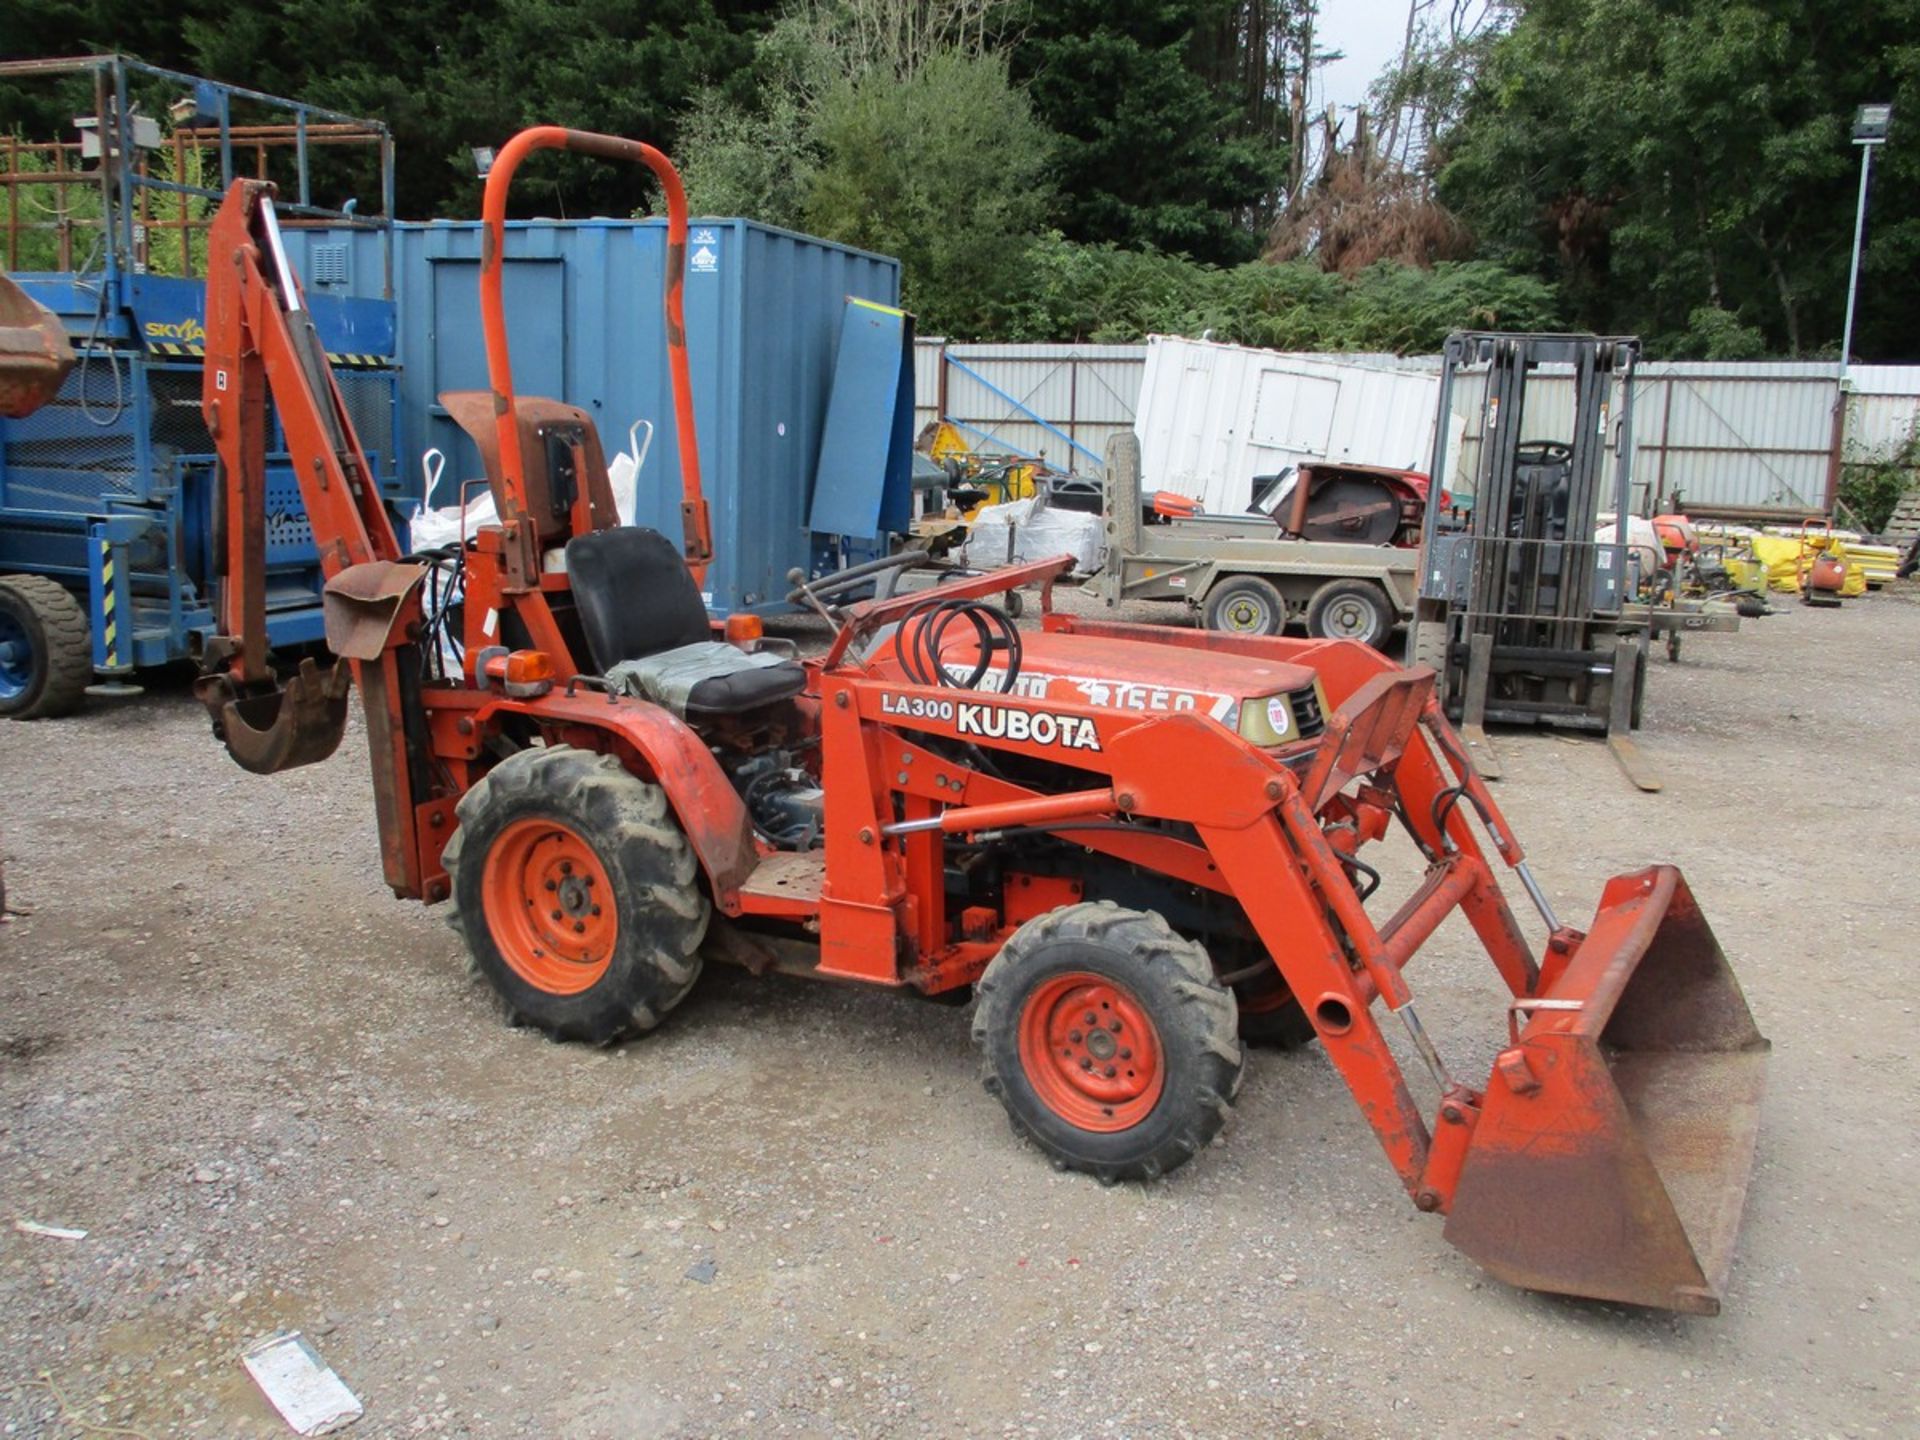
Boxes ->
[914,340,1143,476]
[913,339,1920,518]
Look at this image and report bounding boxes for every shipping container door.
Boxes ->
[425,258,566,480]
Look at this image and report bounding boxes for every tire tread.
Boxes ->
[0,575,91,719]
[973,901,1245,1184]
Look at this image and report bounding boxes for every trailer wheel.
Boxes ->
[1203,576,1288,636]
[445,746,708,1045]
[1306,579,1395,649]
[973,902,1244,1183]
[0,576,90,720]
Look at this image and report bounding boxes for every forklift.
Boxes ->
[1408,333,1662,790]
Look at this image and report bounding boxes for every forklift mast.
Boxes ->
[1408,333,1656,785]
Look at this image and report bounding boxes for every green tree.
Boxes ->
[2,0,780,222]
[803,51,1052,334]
[1437,0,1920,360]
[1007,1,1291,264]
[993,234,1556,349]
[677,4,1055,335]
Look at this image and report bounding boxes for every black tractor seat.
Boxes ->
[566,526,805,718]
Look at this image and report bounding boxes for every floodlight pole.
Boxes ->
[1840,103,1892,382]
[1839,140,1877,382]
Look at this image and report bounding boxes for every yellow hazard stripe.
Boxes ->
[99,538,119,666]
[850,297,907,319]
[144,339,387,368]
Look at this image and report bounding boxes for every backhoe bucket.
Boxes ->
[0,272,75,418]
[194,658,352,775]
[1445,866,1768,1314]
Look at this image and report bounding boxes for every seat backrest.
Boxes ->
[566,526,710,672]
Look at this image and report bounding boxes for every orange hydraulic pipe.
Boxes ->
[478,126,713,580]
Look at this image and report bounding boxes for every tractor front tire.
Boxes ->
[973,902,1244,1183]
[445,746,708,1045]
[0,576,90,720]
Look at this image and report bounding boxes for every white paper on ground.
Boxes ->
[241,1331,363,1435]
[13,1218,87,1240]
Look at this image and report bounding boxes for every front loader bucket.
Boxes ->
[1446,866,1768,1314]
[0,272,76,418]
[194,658,352,775]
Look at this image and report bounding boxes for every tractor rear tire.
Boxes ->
[1305,578,1395,649]
[1202,575,1288,637]
[0,576,90,720]
[973,902,1244,1183]
[445,746,708,1045]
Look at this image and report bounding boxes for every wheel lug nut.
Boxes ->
[1119,1048,1132,1060]
[1105,1066,1117,1078]
[1109,1020,1122,1033]
[544,879,557,891]
[1079,1058,1092,1071]
[590,904,602,916]
[560,861,573,875]
[573,921,585,934]
[1084,1011,1097,1024]
[550,909,563,920]
[1068,1030,1083,1043]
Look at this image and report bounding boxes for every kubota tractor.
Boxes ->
[183,128,1769,1315]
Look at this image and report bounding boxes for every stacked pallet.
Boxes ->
[1886,484,1920,542]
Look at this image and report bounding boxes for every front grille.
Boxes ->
[1289,685,1326,740]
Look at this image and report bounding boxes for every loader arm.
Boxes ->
[196,178,430,895]
[828,611,1767,1314]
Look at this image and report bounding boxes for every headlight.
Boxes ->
[1238,692,1297,746]
[1237,684,1328,746]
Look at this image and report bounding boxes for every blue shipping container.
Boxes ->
[283,217,903,613]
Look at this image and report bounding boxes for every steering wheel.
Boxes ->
[1516,440,1575,464]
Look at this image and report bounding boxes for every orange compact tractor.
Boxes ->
[185,129,1768,1314]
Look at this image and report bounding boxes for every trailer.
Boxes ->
[1091,434,1418,649]
[0,56,400,717]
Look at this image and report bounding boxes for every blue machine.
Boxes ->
[283,214,911,614]
[0,57,402,715]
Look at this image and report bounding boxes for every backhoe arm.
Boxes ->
[201,178,403,681]
[196,178,430,897]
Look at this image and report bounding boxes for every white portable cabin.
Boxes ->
[1134,336,1457,513]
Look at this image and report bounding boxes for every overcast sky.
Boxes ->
[1315,0,1416,116]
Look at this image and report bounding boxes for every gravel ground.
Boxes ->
[1,581,1916,1439]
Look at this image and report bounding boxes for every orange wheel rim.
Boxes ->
[481,817,618,995]
[1016,971,1164,1132]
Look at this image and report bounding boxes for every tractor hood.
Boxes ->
[874,625,1329,748]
